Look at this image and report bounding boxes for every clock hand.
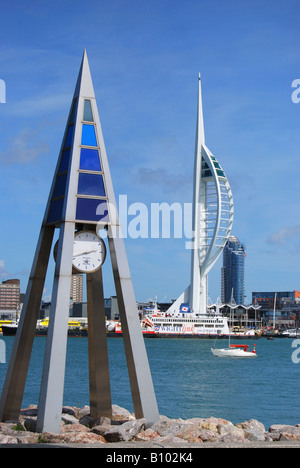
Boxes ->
[73,248,99,257]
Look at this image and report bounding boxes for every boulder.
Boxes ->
[93,418,145,442]
[111,404,135,421]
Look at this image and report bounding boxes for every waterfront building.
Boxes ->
[70,275,83,303]
[221,235,245,304]
[252,290,300,326]
[0,279,20,313]
[167,74,234,314]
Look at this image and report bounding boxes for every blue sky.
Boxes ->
[0,0,299,304]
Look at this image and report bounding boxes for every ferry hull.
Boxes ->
[153,333,259,339]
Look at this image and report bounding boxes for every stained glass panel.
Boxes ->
[77,173,105,196]
[81,124,97,146]
[79,148,101,171]
[76,198,109,222]
[47,198,64,224]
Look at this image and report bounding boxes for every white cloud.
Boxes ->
[0,260,9,279]
[0,128,49,164]
[267,225,300,245]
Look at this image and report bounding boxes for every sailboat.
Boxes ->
[211,343,257,358]
[211,293,257,358]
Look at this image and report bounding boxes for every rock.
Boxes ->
[77,405,90,419]
[249,419,266,433]
[244,427,266,441]
[134,428,160,441]
[218,432,249,443]
[267,424,300,441]
[78,414,95,427]
[235,419,266,441]
[157,434,197,445]
[0,434,19,444]
[269,424,295,433]
[0,422,23,435]
[1,403,300,446]
[61,413,79,425]
[198,428,219,442]
[93,418,145,442]
[61,423,89,433]
[24,418,37,432]
[217,422,245,439]
[62,406,77,417]
[20,405,39,417]
[112,404,135,421]
[40,431,106,444]
[237,419,266,433]
[150,415,178,435]
[200,417,229,432]
[16,432,40,444]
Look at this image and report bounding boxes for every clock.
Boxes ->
[72,231,106,273]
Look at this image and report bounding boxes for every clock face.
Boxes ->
[72,231,106,273]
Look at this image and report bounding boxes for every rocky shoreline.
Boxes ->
[0,404,300,446]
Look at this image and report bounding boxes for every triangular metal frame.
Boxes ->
[0,51,159,433]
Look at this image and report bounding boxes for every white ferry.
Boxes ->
[144,302,229,338]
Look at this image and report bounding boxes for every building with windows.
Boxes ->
[70,275,83,303]
[0,279,20,312]
[252,290,300,326]
[221,236,245,304]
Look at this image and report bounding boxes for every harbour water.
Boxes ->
[0,336,300,429]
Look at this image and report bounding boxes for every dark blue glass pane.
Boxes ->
[64,125,74,148]
[47,198,64,224]
[69,100,78,125]
[79,148,101,171]
[76,198,109,222]
[77,173,105,196]
[53,173,67,198]
[81,124,97,146]
[59,149,70,173]
[83,100,93,122]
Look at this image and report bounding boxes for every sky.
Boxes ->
[0,0,299,305]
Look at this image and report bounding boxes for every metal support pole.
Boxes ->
[36,222,75,434]
[0,225,54,421]
[108,226,159,427]
[86,267,112,418]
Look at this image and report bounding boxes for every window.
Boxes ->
[83,100,93,122]
[79,148,101,171]
[81,124,97,146]
[76,198,109,222]
[77,173,105,197]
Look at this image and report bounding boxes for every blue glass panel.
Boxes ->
[69,100,78,125]
[83,100,93,122]
[64,125,74,148]
[81,124,97,146]
[47,198,64,224]
[78,173,105,196]
[53,173,67,198]
[59,149,70,173]
[79,148,101,171]
[76,198,109,222]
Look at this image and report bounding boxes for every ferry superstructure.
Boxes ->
[144,302,229,338]
[149,313,229,337]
